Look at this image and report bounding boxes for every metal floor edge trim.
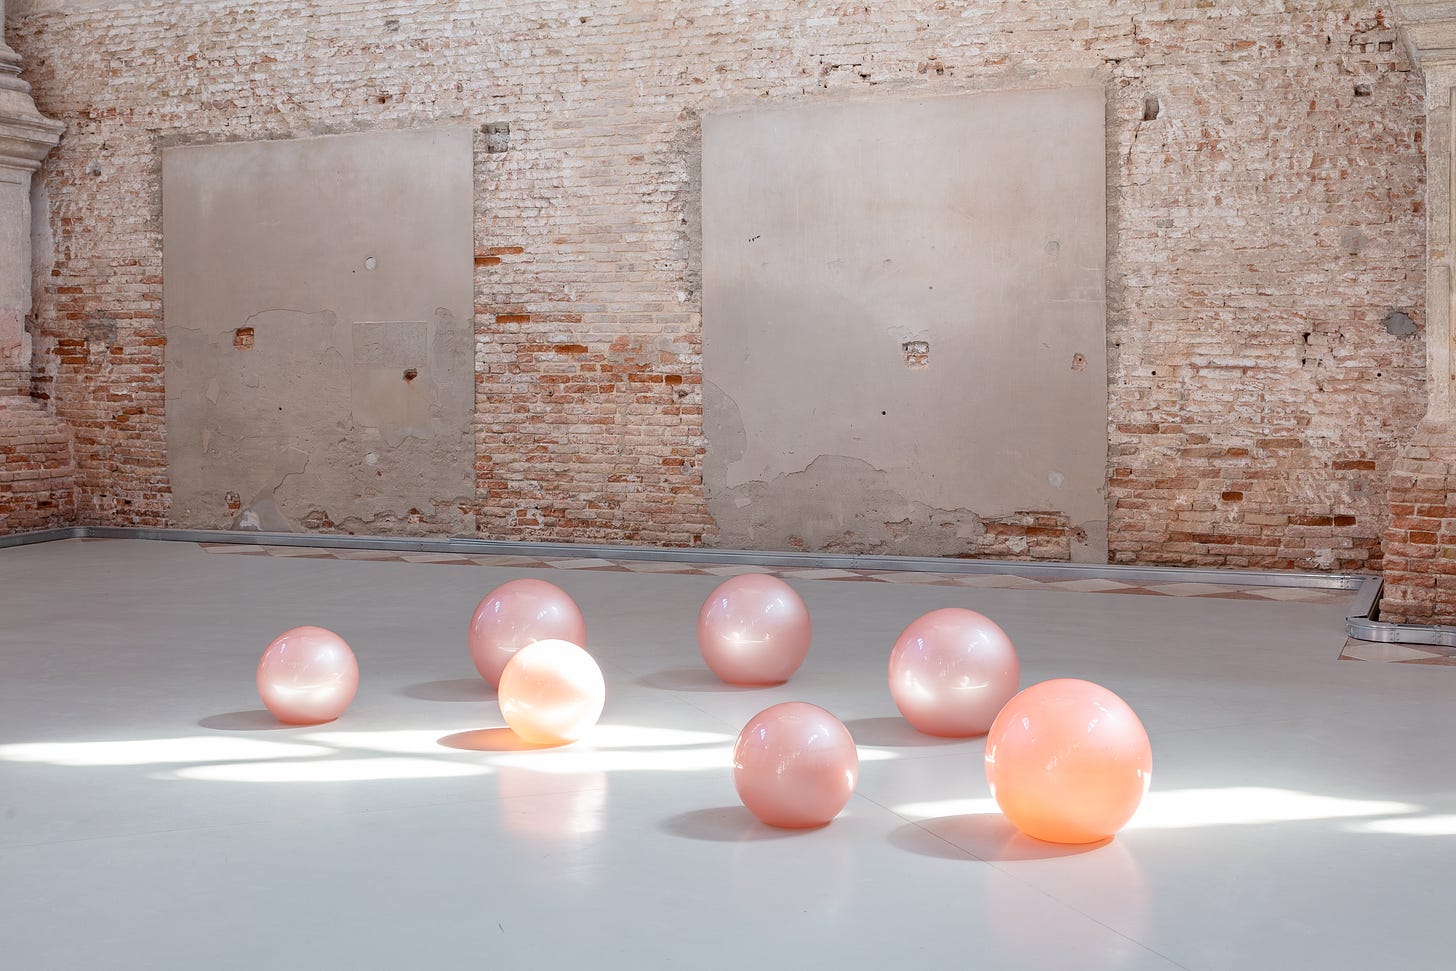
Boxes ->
[2,524,1447,646]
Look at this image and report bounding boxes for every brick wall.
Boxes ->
[1379,420,1456,623]
[0,385,75,532]
[3,1,1428,569]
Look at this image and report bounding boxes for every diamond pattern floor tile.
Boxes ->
[1244,587,1339,602]
[1046,578,1137,593]
[1340,641,1445,663]
[1143,582,1244,597]
[946,574,1049,589]
[194,543,1358,613]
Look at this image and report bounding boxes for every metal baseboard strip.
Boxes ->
[84,525,456,554]
[9,523,1448,644]
[0,526,85,549]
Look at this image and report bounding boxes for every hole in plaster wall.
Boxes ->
[364,257,377,271]
[902,340,930,368]
[1071,353,1087,371]
[403,368,418,382]
[1354,83,1373,98]
[1142,95,1161,121]
[233,327,254,350]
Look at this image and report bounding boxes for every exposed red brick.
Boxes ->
[0,1,1426,572]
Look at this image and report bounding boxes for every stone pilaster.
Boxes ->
[1385,4,1456,622]
[0,0,64,380]
[0,1,73,536]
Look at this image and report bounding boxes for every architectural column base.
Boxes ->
[1381,419,1456,622]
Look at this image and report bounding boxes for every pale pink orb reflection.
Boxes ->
[697,574,812,685]
[256,626,359,725]
[985,678,1152,844]
[498,639,606,746]
[468,579,587,687]
[733,702,858,828]
[888,607,1020,737]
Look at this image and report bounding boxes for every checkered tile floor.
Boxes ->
[1339,638,1456,666]
[198,542,1353,604]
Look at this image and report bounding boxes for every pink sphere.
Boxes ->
[888,607,1020,737]
[733,702,858,828]
[985,679,1152,844]
[256,626,359,725]
[697,574,812,685]
[498,639,606,746]
[468,579,587,687]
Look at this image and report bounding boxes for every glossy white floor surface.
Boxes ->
[2,540,1453,970]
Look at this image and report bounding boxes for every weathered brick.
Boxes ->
[0,1,1426,568]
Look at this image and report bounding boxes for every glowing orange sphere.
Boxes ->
[985,679,1152,844]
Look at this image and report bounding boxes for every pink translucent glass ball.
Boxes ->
[498,639,606,746]
[697,574,812,685]
[468,579,587,688]
[733,702,859,828]
[888,607,1020,737]
[256,626,359,725]
[985,679,1153,844]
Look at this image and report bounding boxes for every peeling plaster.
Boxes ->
[708,454,1103,560]
[701,90,1109,560]
[161,128,475,534]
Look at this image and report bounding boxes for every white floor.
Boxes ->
[1,539,1452,970]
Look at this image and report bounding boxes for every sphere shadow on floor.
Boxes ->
[438,727,563,752]
[198,709,292,731]
[660,806,814,842]
[842,716,967,748]
[890,815,1112,861]
[636,667,764,693]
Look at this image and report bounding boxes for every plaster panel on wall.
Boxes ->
[162,127,474,533]
[702,87,1108,560]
